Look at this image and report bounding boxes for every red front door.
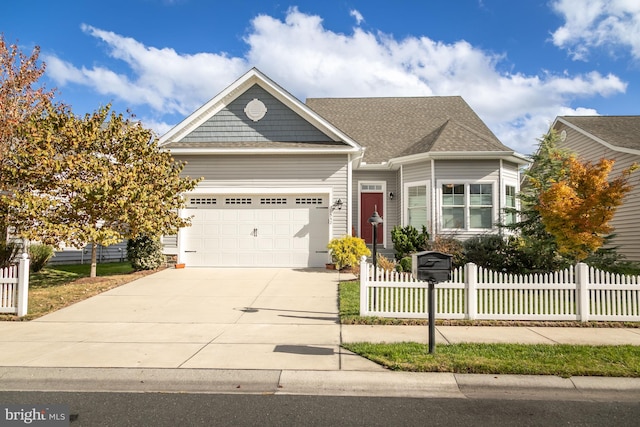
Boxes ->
[360,192,384,244]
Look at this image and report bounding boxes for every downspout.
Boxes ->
[347,154,353,236]
[499,159,504,235]
[431,158,436,237]
[400,164,404,225]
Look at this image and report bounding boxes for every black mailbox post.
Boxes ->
[412,251,453,353]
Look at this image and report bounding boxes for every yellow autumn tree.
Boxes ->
[1,104,201,277]
[536,155,636,261]
[0,36,57,235]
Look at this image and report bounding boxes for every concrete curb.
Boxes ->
[2,367,640,400]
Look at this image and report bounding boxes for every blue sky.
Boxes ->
[3,0,639,154]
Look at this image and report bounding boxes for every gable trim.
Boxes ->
[159,68,362,152]
[554,117,640,156]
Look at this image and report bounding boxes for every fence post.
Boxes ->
[359,256,368,316]
[576,262,589,322]
[17,253,30,317]
[466,263,477,320]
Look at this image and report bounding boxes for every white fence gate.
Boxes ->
[359,258,640,322]
[0,254,30,316]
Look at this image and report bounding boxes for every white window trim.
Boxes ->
[436,180,498,233]
[358,180,387,248]
[403,180,430,231]
[502,180,519,229]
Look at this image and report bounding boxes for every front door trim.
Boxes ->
[358,181,387,248]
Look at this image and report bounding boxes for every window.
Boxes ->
[505,185,516,225]
[441,183,494,230]
[407,185,427,228]
[469,184,493,228]
[442,184,465,228]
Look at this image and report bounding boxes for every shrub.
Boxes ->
[376,254,396,272]
[427,235,465,268]
[28,244,54,272]
[398,256,412,273]
[327,235,371,270]
[462,235,525,272]
[0,241,19,268]
[391,225,429,260]
[127,235,163,271]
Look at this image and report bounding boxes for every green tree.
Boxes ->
[1,104,201,277]
[502,130,573,272]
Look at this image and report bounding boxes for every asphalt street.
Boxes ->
[2,391,640,427]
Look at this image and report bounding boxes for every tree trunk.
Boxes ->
[90,243,97,278]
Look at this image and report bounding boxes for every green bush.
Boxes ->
[327,235,371,270]
[0,241,19,268]
[398,256,412,273]
[391,225,429,260]
[462,235,527,272]
[127,235,163,271]
[28,244,54,272]
[428,235,466,268]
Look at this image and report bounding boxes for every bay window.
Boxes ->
[441,183,494,230]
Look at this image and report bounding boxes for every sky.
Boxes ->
[3,0,639,155]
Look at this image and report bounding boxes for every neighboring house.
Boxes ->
[551,116,640,262]
[159,68,528,268]
[51,242,128,265]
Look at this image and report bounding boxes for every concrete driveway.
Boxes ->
[0,268,381,371]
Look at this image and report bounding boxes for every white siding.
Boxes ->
[175,153,349,239]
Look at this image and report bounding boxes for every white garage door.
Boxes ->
[180,195,330,267]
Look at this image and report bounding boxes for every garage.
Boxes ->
[180,194,330,267]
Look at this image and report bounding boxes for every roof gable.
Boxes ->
[557,116,640,152]
[160,68,360,153]
[306,96,515,164]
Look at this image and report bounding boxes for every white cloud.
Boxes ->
[46,24,247,116]
[44,8,627,155]
[551,0,640,60]
[350,9,365,25]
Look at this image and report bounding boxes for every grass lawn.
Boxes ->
[339,280,640,377]
[1,262,158,321]
[342,342,640,377]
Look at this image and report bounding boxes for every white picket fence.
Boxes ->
[359,257,640,322]
[0,254,30,316]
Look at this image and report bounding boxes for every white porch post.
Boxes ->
[17,253,30,317]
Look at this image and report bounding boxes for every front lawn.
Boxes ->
[342,342,640,377]
[1,262,157,321]
[339,280,640,377]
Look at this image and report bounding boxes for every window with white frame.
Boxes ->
[505,185,517,225]
[441,183,494,230]
[442,184,465,228]
[407,185,427,229]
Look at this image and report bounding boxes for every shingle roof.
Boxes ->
[306,96,512,164]
[559,116,640,151]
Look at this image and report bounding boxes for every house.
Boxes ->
[159,68,528,268]
[551,116,640,262]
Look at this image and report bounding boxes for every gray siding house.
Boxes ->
[551,116,640,262]
[159,68,528,267]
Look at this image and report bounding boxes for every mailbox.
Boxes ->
[412,251,453,283]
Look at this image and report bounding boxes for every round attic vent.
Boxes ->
[244,98,267,122]
[560,130,567,142]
